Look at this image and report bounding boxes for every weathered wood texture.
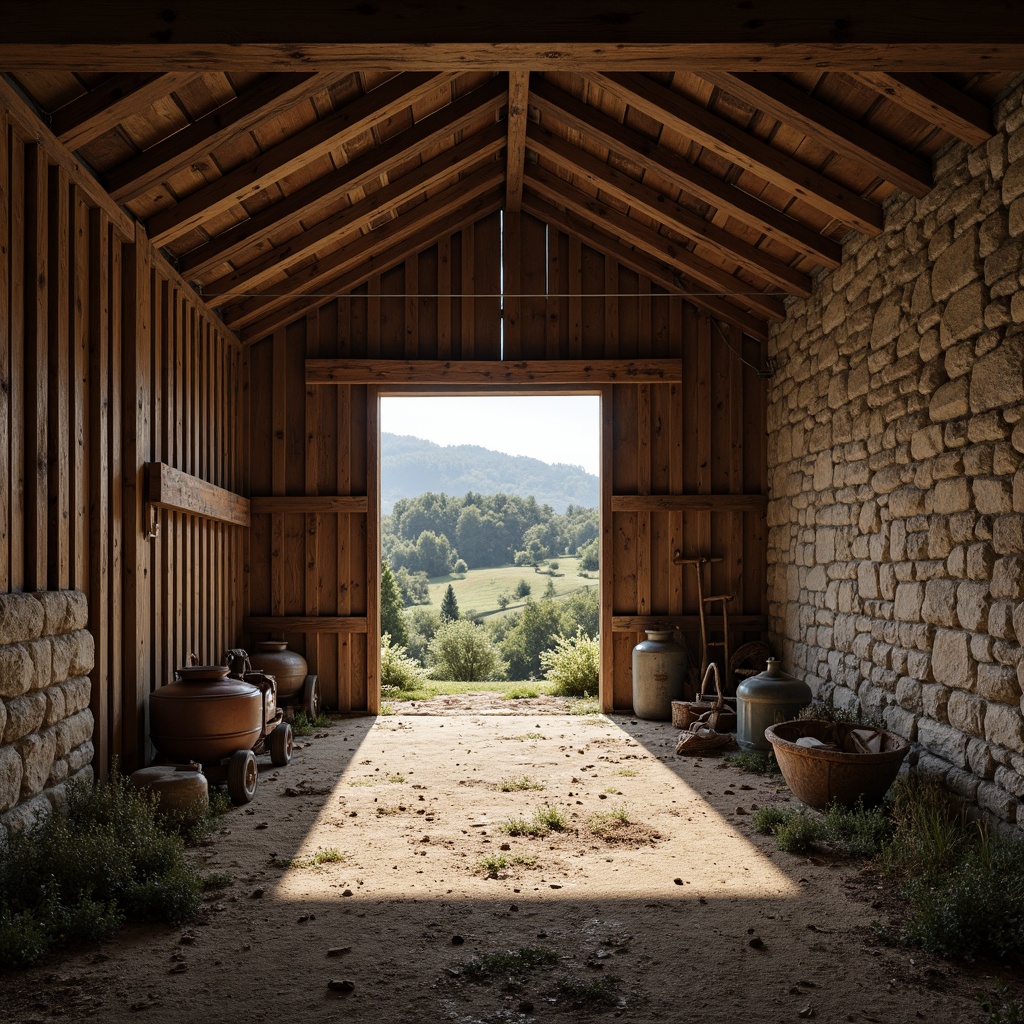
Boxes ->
[0,96,245,773]
[250,210,766,711]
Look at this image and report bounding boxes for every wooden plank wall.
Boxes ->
[1,92,245,773]
[250,210,766,712]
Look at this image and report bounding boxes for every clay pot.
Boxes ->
[248,640,308,702]
[129,764,209,821]
[150,668,263,763]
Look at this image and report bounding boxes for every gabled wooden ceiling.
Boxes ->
[8,65,1014,343]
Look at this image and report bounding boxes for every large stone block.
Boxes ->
[0,594,44,646]
[25,639,51,691]
[66,591,88,632]
[970,334,1024,413]
[992,555,1024,599]
[923,579,958,627]
[931,230,979,302]
[911,424,945,460]
[933,477,972,514]
[989,600,1018,641]
[974,477,1014,514]
[919,718,970,767]
[17,729,56,799]
[0,745,23,813]
[894,582,924,622]
[994,515,1024,555]
[50,632,77,685]
[54,710,94,759]
[35,591,69,638]
[978,663,1022,704]
[985,703,1024,754]
[857,562,880,600]
[948,690,987,737]
[67,740,94,773]
[0,644,33,699]
[889,485,927,518]
[60,676,92,717]
[44,685,66,726]
[2,691,47,744]
[932,628,976,689]
[940,281,987,347]
[929,378,970,422]
[0,793,52,835]
[68,630,95,677]
[957,581,991,632]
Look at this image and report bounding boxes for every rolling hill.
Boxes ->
[381,433,598,513]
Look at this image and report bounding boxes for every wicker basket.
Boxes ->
[670,663,736,731]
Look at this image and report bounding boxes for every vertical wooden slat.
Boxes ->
[24,143,48,590]
[70,187,90,592]
[636,384,651,618]
[0,112,10,592]
[460,225,474,359]
[109,232,123,757]
[88,209,110,777]
[151,276,165,691]
[305,309,322,680]
[437,234,452,359]
[545,224,561,359]
[47,166,71,590]
[121,223,152,770]
[503,211,521,359]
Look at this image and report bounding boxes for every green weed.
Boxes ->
[616,768,638,777]
[725,750,780,774]
[478,853,537,878]
[505,685,540,699]
[279,848,345,870]
[499,775,545,792]
[462,946,559,985]
[588,804,631,837]
[981,986,1024,1024]
[569,698,602,716]
[550,976,621,1008]
[502,803,568,837]
[291,710,333,737]
[387,773,406,784]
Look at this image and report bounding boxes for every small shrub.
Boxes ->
[725,750,780,775]
[478,853,536,878]
[499,776,545,792]
[505,684,540,699]
[588,804,631,837]
[381,632,427,691]
[502,803,568,837]
[568,697,601,716]
[775,811,826,854]
[551,976,621,1008]
[823,800,891,858]
[428,619,504,682]
[291,710,333,737]
[752,806,794,835]
[540,628,599,698]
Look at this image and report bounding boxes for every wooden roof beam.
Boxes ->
[505,71,530,214]
[522,192,770,341]
[203,122,505,298]
[176,74,507,279]
[104,73,334,203]
[698,72,933,198]
[223,161,505,331]
[588,72,884,236]
[237,187,505,343]
[145,71,456,247]
[530,78,841,268]
[848,73,994,147]
[527,122,811,296]
[526,164,785,322]
[51,72,199,151]
[4,4,1024,70]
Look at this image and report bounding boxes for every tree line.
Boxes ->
[382,491,598,599]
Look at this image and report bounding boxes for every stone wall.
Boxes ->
[767,76,1024,828]
[0,590,95,835]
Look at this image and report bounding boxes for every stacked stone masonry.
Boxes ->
[0,590,94,835]
[768,76,1024,830]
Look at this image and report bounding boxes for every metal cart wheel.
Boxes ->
[270,722,293,766]
[227,749,258,804]
[302,674,320,720]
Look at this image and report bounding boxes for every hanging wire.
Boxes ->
[712,318,776,379]
[200,290,790,299]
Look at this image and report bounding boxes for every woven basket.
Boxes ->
[670,663,736,730]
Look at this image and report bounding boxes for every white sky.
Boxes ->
[380,395,600,475]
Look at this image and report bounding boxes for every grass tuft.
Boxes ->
[478,853,537,878]
[725,750,781,775]
[588,804,631,837]
[550,975,621,1008]
[291,710,333,737]
[502,803,569,838]
[462,945,559,984]
[278,848,345,870]
[499,775,545,792]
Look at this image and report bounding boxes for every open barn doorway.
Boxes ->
[376,393,601,713]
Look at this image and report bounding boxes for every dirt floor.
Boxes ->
[4,696,1021,1023]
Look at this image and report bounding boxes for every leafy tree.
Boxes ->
[499,599,563,680]
[404,608,441,664]
[514,579,531,599]
[453,558,468,575]
[559,586,600,640]
[393,566,429,606]
[440,584,460,622]
[415,530,457,577]
[380,562,408,645]
[544,578,557,599]
[429,619,503,681]
[381,633,425,691]
[541,628,600,697]
[497,593,510,610]
[578,538,599,572]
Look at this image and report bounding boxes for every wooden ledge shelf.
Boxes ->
[250,496,369,514]
[612,615,768,632]
[145,463,250,527]
[611,494,767,512]
[246,616,369,634]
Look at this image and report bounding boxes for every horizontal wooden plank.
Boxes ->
[307,359,683,385]
[145,462,250,527]
[611,494,767,512]
[612,615,768,632]
[245,616,369,634]
[250,496,368,514]
[2,5,1024,70]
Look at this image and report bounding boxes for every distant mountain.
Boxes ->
[381,433,598,514]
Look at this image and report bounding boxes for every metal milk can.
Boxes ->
[631,628,689,720]
[736,657,812,751]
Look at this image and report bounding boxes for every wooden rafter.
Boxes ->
[236,185,505,343]
[104,73,333,202]
[177,75,507,280]
[531,78,841,268]
[505,71,529,213]
[848,73,994,146]
[52,72,199,151]
[588,72,884,236]
[525,164,785,321]
[698,72,933,197]
[145,71,456,246]
[527,122,811,296]
[223,162,505,331]
[3,4,1024,70]
[522,191,770,341]
[203,122,505,298]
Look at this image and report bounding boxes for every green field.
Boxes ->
[417,556,598,621]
